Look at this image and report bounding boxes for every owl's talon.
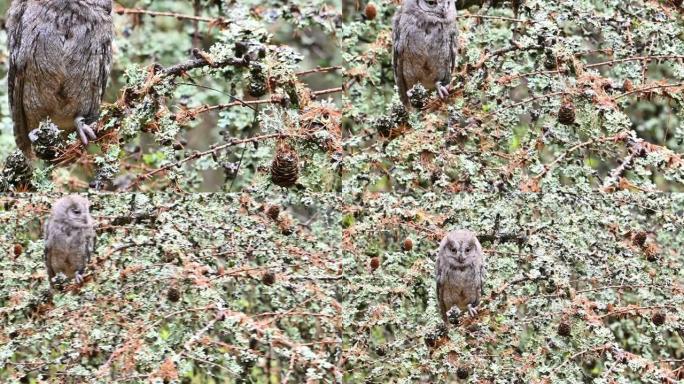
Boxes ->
[75,117,97,146]
[467,303,478,317]
[74,272,84,285]
[436,82,450,100]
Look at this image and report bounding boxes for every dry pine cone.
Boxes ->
[271,144,299,188]
[558,102,576,125]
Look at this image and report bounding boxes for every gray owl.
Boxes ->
[436,230,484,322]
[44,195,96,287]
[7,0,114,157]
[393,0,458,106]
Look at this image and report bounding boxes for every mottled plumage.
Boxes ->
[7,0,113,157]
[436,230,484,322]
[44,195,96,287]
[393,0,458,106]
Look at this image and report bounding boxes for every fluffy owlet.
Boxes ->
[44,195,96,287]
[393,0,458,106]
[436,230,484,323]
[7,0,113,157]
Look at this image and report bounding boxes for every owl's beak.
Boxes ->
[456,252,465,263]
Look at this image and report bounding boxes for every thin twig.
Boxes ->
[295,66,343,77]
[502,91,570,111]
[114,6,226,25]
[613,81,684,100]
[312,86,344,98]
[290,274,346,281]
[586,54,684,69]
[457,14,529,23]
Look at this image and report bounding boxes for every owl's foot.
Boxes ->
[74,272,84,285]
[75,116,97,146]
[467,303,478,317]
[436,82,450,100]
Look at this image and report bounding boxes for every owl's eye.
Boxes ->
[424,0,438,7]
[71,208,81,215]
[465,246,472,253]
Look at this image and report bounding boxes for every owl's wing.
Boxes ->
[96,27,114,102]
[479,263,485,296]
[435,256,448,321]
[86,228,96,265]
[43,219,55,282]
[448,27,458,74]
[7,2,32,155]
[76,15,114,122]
[392,14,409,106]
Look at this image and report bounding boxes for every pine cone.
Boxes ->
[457,367,469,379]
[652,312,666,326]
[266,205,281,221]
[28,120,64,160]
[632,231,647,247]
[373,116,394,137]
[407,84,429,109]
[248,62,267,97]
[446,306,461,325]
[424,324,448,348]
[544,51,556,70]
[270,144,299,188]
[369,257,380,271]
[557,321,571,337]
[2,150,33,189]
[390,102,409,125]
[262,272,276,286]
[402,238,413,251]
[557,102,576,125]
[365,2,377,20]
[167,287,181,303]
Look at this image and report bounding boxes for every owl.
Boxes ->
[393,0,458,106]
[44,195,96,287]
[7,0,113,157]
[436,230,484,323]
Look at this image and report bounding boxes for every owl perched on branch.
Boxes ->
[436,230,484,323]
[44,195,96,288]
[393,0,458,107]
[6,0,113,157]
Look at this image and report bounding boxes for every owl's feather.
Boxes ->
[7,0,113,157]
